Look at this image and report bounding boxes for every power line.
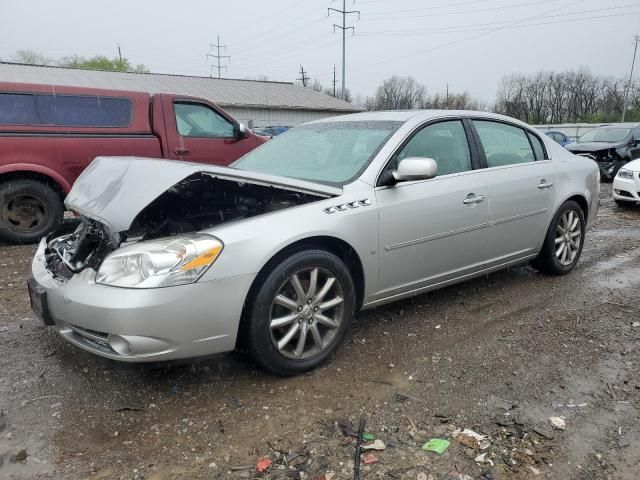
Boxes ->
[352,0,586,72]
[298,65,310,87]
[357,4,640,36]
[207,35,230,78]
[363,0,557,19]
[329,0,360,100]
[622,34,640,122]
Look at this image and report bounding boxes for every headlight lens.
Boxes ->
[96,234,223,288]
[617,169,635,179]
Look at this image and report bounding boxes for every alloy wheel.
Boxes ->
[555,209,582,266]
[269,267,344,360]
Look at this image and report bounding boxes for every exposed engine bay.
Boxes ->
[44,173,325,279]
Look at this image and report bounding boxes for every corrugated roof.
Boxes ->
[0,62,361,113]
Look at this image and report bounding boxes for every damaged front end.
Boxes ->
[575,148,626,181]
[45,158,336,281]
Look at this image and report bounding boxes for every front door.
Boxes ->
[164,98,249,166]
[375,119,490,300]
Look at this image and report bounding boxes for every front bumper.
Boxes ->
[30,239,255,362]
[612,176,640,203]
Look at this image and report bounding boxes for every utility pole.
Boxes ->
[329,0,360,100]
[446,83,449,110]
[332,65,337,97]
[117,44,122,64]
[622,34,639,123]
[207,35,230,79]
[297,65,310,87]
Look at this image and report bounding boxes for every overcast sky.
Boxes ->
[1,0,638,102]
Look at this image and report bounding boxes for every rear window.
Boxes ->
[36,95,132,127]
[0,92,132,127]
[0,93,38,124]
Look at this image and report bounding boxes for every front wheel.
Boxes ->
[245,250,356,375]
[532,200,585,275]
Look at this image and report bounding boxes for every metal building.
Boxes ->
[0,62,362,128]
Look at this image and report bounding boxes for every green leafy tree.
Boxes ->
[58,55,149,73]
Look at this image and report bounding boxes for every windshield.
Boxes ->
[233,121,402,185]
[578,127,632,143]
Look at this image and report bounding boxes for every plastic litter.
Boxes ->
[362,439,386,451]
[453,428,491,450]
[421,438,450,454]
[363,453,378,464]
[362,433,376,442]
[256,457,272,472]
[548,416,566,430]
[475,452,495,466]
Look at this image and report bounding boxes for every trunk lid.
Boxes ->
[65,156,342,232]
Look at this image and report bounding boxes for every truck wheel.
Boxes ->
[0,179,63,244]
[245,250,356,375]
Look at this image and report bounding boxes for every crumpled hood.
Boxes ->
[567,141,627,153]
[65,156,342,232]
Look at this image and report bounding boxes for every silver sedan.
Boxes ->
[28,111,600,375]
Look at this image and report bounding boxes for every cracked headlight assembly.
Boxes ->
[96,234,223,288]
[617,169,635,179]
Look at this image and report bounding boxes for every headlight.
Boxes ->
[96,234,223,288]
[617,169,635,179]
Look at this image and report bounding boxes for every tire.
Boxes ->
[245,249,356,375]
[532,200,585,275]
[614,199,630,207]
[0,179,63,244]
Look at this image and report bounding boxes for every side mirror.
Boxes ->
[392,157,437,182]
[236,123,248,139]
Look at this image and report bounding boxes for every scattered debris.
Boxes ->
[421,438,450,454]
[555,403,588,408]
[548,416,566,430]
[256,457,272,473]
[528,466,541,475]
[0,326,8,333]
[632,322,639,328]
[362,439,386,451]
[445,472,473,480]
[533,425,555,439]
[475,452,495,466]
[10,449,28,463]
[362,432,376,442]
[362,453,378,465]
[453,428,491,450]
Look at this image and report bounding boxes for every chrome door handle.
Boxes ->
[463,194,485,205]
[538,180,554,189]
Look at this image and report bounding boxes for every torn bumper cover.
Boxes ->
[30,237,254,361]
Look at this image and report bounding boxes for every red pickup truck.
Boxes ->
[0,82,268,243]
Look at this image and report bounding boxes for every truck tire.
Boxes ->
[0,179,63,244]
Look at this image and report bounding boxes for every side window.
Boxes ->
[527,131,547,160]
[36,94,131,127]
[396,120,472,176]
[174,102,235,138]
[0,93,38,125]
[473,120,535,167]
[633,128,640,141]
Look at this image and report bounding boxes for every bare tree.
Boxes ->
[10,49,53,65]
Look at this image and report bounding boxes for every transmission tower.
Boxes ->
[207,35,230,79]
[328,0,360,100]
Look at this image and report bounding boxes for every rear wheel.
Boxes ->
[0,179,63,244]
[532,200,585,275]
[245,250,355,375]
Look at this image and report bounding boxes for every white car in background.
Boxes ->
[613,159,640,206]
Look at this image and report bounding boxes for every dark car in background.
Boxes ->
[252,125,292,137]
[545,130,572,147]
[566,123,640,181]
[0,82,268,243]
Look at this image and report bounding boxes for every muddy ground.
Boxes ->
[0,184,639,480]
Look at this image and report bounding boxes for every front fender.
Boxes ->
[0,163,72,193]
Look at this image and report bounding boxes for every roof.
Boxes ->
[310,109,518,124]
[0,62,361,113]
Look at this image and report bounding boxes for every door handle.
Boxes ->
[538,179,554,189]
[463,193,485,205]
[174,146,190,155]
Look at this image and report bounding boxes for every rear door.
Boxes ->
[470,119,557,265]
[162,97,250,166]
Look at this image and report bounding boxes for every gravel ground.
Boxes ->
[0,184,639,480]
